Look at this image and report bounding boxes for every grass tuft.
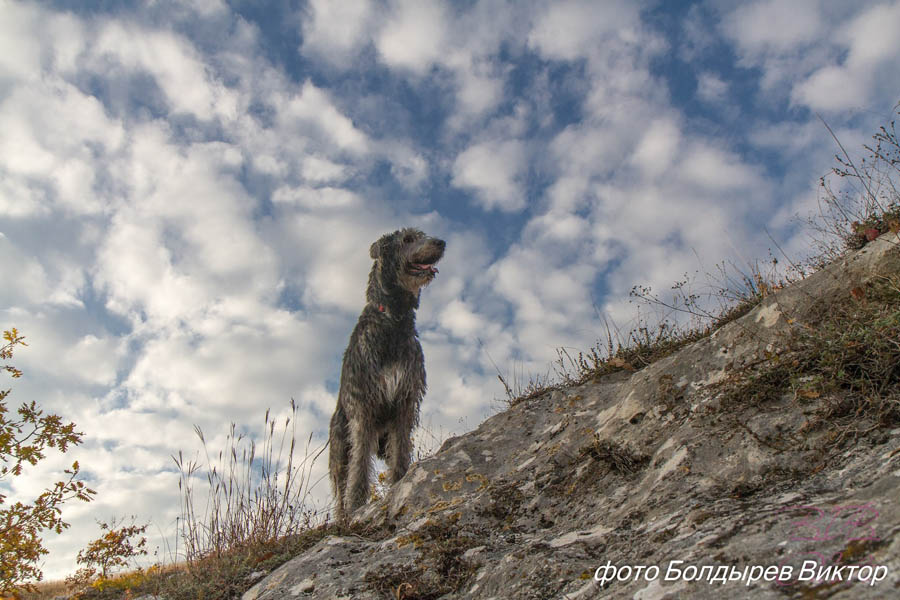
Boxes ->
[715,273,900,456]
[810,106,900,261]
[579,435,649,476]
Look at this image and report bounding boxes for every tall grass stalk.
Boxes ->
[173,398,322,563]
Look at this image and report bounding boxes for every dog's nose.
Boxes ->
[434,239,446,251]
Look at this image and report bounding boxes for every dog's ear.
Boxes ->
[371,231,401,259]
[369,239,381,259]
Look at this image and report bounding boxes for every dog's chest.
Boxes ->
[381,362,407,401]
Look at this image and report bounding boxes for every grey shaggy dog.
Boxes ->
[329,227,445,523]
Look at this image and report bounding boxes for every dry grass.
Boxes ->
[29,399,330,600]
[156,399,326,600]
[716,273,900,454]
[17,579,70,599]
[173,400,322,561]
[499,260,789,408]
[809,107,900,261]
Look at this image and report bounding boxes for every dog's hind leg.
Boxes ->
[329,404,350,523]
[345,413,376,515]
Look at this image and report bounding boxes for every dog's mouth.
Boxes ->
[405,238,444,281]
[409,262,439,277]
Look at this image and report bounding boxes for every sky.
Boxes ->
[2,0,900,582]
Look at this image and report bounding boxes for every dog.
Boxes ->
[329,227,445,522]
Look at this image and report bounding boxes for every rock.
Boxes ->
[250,232,900,599]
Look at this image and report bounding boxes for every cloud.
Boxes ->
[696,72,728,103]
[0,80,124,217]
[64,335,122,386]
[527,0,640,61]
[792,2,900,112]
[300,156,351,184]
[724,0,823,52]
[120,315,333,419]
[447,55,506,119]
[719,0,840,96]
[720,0,900,113]
[93,125,278,327]
[277,81,370,155]
[678,145,758,191]
[550,122,628,181]
[0,16,35,74]
[438,299,488,339]
[0,233,52,307]
[300,0,518,128]
[87,22,238,119]
[0,176,48,218]
[376,0,448,74]
[274,213,392,313]
[630,118,682,179]
[301,0,374,67]
[382,142,429,188]
[451,139,527,211]
[272,185,360,209]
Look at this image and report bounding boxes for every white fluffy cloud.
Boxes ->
[792,2,900,111]
[88,22,238,119]
[528,0,640,61]
[725,0,824,52]
[722,0,900,112]
[452,139,527,211]
[0,80,124,217]
[278,81,370,155]
[301,0,374,66]
[630,118,682,178]
[376,0,449,74]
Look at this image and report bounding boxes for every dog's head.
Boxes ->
[369,228,445,296]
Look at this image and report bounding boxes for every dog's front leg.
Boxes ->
[386,396,418,484]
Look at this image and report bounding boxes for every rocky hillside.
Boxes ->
[244,233,900,600]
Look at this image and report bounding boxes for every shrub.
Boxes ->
[0,329,96,593]
[66,517,149,588]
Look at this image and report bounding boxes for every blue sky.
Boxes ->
[2,0,900,580]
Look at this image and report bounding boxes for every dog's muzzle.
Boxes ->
[408,238,444,278]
